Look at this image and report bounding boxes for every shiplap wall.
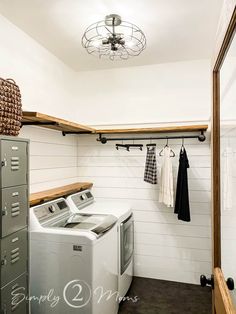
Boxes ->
[19,126,78,193]
[19,126,212,284]
[77,133,212,284]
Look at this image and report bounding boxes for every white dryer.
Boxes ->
[66,190,133,299]
[30,197,119,314]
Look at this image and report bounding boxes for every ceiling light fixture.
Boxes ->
[82,14,146,60]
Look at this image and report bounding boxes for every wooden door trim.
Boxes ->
[213,6,236,72]
[214,268,236,314]
[212,69,221,267]
[212,6,236,269]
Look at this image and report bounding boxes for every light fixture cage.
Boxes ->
[82,14,147,60]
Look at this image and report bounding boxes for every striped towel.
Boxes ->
[144,146,157,184]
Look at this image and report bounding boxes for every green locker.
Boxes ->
[0,140,28,188]
[0,186,28,238]
[0,228,28,288]
[1,273,28,314]
[0,137,29,314]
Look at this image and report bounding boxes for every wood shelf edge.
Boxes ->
[30,182,93,207]
[94,124,208,134]
[22,111,96,133]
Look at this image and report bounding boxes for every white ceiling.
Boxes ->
[0,0,223,71]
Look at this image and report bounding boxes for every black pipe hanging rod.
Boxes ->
[97,131,206,144]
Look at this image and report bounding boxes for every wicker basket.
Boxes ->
[0,78,22,136]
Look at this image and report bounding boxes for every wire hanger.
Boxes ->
[181,137,185,152]
[116,144,128,151]
[116,143,143,151]
[159,138,175,157]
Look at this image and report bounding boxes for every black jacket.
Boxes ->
[174,147,190,222]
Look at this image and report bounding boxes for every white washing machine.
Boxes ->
[30,197,119,314]
[66,190,133,299]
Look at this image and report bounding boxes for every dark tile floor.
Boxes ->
[118,277,211,314]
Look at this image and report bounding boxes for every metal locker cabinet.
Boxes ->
[1,273,28,314]
[0,140,28,188]
[0,136,29,314]
[0,228,28,288]
[0,185,28,238]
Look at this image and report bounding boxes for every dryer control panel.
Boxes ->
[70,190,94,210]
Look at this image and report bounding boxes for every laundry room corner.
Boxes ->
[2,1,236,313]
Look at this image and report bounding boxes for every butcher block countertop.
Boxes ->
[30,182,93,207]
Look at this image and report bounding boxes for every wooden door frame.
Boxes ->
[212,5,236,269]
[212,5,236,312]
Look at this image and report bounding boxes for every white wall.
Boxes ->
[0,14,77,122]
[77,133,212,284]
[74,60,211,126]
[19,126,78,193]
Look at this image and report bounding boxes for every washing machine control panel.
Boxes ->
[70,190,94,209]
[33,199,69,222]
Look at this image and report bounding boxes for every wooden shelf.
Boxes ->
[22,111,208,136]
[22,111,95,134]
[95,124,208,134]
[30,182,93,207]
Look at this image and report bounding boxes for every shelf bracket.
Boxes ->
[62,131,93,136]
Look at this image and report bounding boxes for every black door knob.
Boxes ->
[200,275,214,288]
[226,278,234,291]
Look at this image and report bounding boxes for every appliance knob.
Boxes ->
[48,205,55,213]
[80,195,86,201]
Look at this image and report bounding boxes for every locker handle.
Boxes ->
[12,192,19,197]
[1,159,7,167]
[11,237,19,243]
[1,257,7,266]
[11,166,19,171]
[11,257,20,264]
